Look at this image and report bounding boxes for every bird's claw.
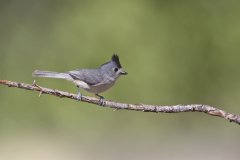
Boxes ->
[76,94,82,101]
[76,87,82,101]
[98,98,105,106]
[95,94,105,106]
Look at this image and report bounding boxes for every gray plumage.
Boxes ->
[68,69,105,86]
[32,54,127,101]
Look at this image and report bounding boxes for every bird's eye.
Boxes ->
[113,68,118,72]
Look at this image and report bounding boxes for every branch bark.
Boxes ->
[0,79,240,125]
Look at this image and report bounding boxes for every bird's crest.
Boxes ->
[111,54,122,68]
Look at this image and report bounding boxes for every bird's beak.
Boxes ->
[120,69,128,75]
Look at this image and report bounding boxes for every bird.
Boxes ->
[32,54,127,105]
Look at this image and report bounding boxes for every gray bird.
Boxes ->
[32,54,127,104]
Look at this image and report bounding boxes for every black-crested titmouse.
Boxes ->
[32,54,127,104]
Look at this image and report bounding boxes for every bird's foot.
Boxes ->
[99,98,106,106]
[76,88,82,101]
[96,94,106,106]
[76,94,82,101]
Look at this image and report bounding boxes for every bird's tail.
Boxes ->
[32,70,73,81]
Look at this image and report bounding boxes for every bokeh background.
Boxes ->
[1,0,240,159]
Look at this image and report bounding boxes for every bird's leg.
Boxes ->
[76,86,82,101]
[95,94,105,106]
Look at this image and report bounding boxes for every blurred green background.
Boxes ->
[1,0,240,159]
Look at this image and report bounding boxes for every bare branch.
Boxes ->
[1,79,240,125]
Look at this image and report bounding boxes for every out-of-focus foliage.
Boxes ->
[0,0,240,159]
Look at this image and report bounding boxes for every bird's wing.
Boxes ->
[68,69,103,86]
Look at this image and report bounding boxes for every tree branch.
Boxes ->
[0,79,240,125]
